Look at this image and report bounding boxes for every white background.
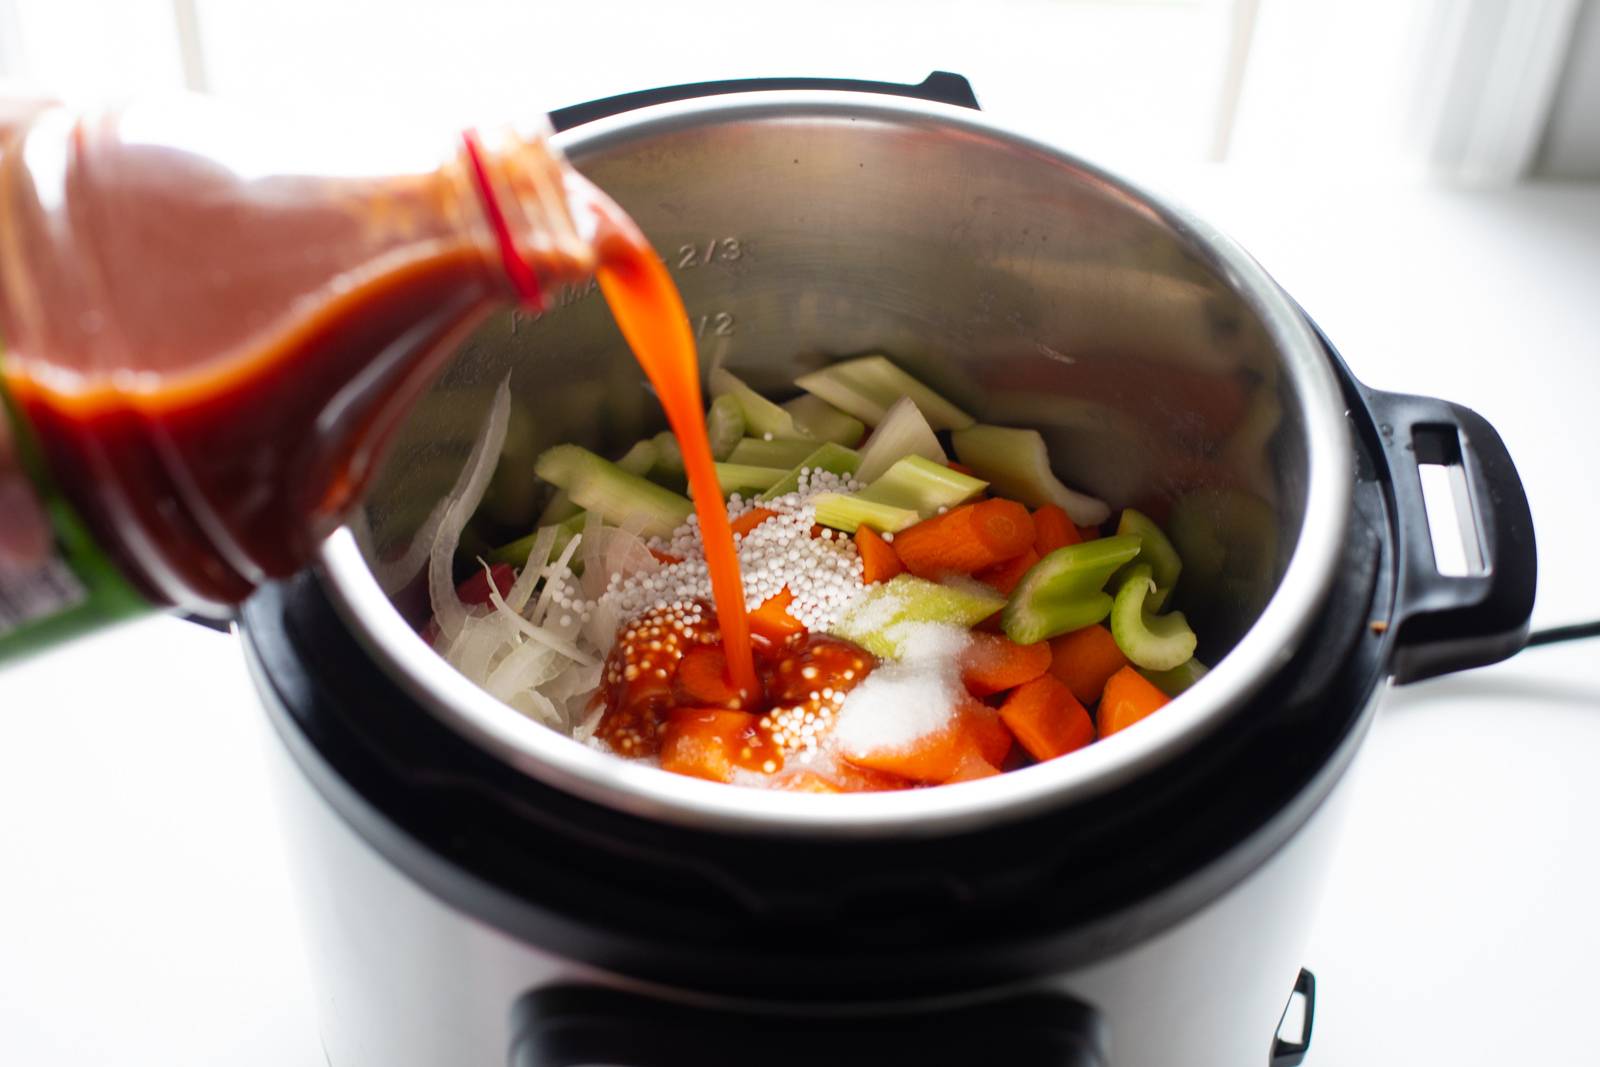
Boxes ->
[3,2,1600,1064]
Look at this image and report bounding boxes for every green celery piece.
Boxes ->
[755,442,861,503]
[710,367,806,440]
[537,488,582,525]
[1114,507,1182,611]
[857,455,986,516]
[1109,563,1198,671]
[616,438,658,477]
[1140,657,1210,697]
[706,393,746,459]
[727,436,819,469]
[794,355,974,430]
[811,492,921,534]
[489,510,586,567]
[951,424,1110,526]
[781,394,866,445]
[830,574,1004,659]
[855,395,946,483]
[650,431,685,478]
[713,463,787,496]
[534,444,692,539]
[1002,534,1142,645]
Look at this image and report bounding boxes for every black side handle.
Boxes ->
[1365,389,1536,684]
[549,71,980,132]
[1270,968,1316,1067]
[510,985,1104,1067]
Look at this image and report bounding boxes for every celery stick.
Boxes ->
[782,394,866,445]
[811,492,921,534]
[830,574,1005,659]
[617,439,658,477]
[707,393,746,459]
[794,355,973,430]
[727,436,819,469]
[712,463,787,496]
[1001,534,1141,645]
[755,442,861,503]
[535,444,692,539]
[855,395,946,482]
[710,367,806,440]
[951,424,1110,526]
[858,455,986,516]
[650,431,684,478]
[1109,563,1197,671]
[1140,657,1209,696]
[489,511,586,567]
[1115,507,1182,611]
[537,488,581,526]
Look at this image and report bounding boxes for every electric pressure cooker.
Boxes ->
[238,74,1536,1067]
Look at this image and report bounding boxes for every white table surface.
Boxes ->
[2,171,1597,1067]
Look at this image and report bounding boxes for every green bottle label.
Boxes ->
[0,358,151,662]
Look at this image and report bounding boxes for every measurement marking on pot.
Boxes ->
[694,311,735,339]
[676,238,743,270]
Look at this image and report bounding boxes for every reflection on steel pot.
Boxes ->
[239,73,1535,1067]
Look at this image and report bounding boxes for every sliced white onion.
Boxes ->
[485,577,596,666]
[428,378,512,643]
[486,639,564,702]
[532,530,584,628]
[506,525,557,612]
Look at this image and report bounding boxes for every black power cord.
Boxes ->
[1525,620,1600,648]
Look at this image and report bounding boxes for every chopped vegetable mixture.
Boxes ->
[425,357,1210,792]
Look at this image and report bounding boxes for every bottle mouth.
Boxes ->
[461,122,596,310]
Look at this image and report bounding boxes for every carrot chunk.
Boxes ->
[673,645,744,708]
[946,461,977,477]
[977,547,1039,595]
[659,709,770,782]
[1048,625,1130,706]
[944,749,1001,783]
[959,697,1015,766]
[1076,524,1101,543]
[891,499,1036,578]
[960,632,1052,697]
[748,587,805,645]
[1031,504,1081,556]
[999,675,1095,762]
[854,525,906,584]
[1098,666,1171,736]
[840,716,981,783]
[730,507,778,539]
[649,548,683,565]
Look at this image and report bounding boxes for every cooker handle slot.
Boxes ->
[548,71,981,132]
[1364,389,1536,684]
[509,985,1105,1066]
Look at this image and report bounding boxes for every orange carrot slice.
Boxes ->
[999,675,1095,762]
[855,525,906,585]
[673,645,743,708]
[730,507,778,539]
[1032,504,1081,556]
[944,749,1001,783]
[1048,625,1129,706]
[1099,666,1171,736]
[1076,524,1101,543]
[649,548,684,565]
[775,771,843,793]
[659,708,770,782]
[960,632,1052,697]
[959,697,1015,766]
[840,716,981,783]
[891,499,1036,578]
[748,587,805,645]
[976,547,1039,595]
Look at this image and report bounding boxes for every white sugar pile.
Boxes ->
[830,621,971,756]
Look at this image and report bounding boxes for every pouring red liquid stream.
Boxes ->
[466,130,759,700]
[586,201,759,700]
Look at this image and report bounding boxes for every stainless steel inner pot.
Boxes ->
[316,92,1353,836]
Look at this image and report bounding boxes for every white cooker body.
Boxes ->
[259,694,1369,1067]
